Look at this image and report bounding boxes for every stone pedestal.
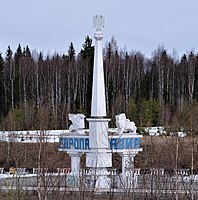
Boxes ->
[86,118,112,189]
[119,151,138,188]
[85,167,111,189]
[95,168,111,189]
[86,118,112,168]
[68,151,82,175]
[66,151,82,187]
[119,152,136,174]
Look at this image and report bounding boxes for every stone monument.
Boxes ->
[58,15,142,189]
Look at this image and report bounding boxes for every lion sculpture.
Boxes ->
[115,113,137,134]
[68,114,85,135]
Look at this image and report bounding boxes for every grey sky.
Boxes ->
[1,0,198,58]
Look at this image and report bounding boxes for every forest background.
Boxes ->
[0,36,198,133]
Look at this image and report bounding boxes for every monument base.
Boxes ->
[86,152,112,168]
[86,118,112,168]
[85,167,111,189]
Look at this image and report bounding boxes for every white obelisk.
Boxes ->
[86,16,112,174]
[91,15,106,117]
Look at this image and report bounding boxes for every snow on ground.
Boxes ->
[0,127,187,144]
[0,130,70,143]
[144,127,166,136]
[144,127,187,137]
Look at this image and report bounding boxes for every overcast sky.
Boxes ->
[1,0,198,58]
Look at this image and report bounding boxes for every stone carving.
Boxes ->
[115,113,126,134]
[115,113,137,134]
[125,120,137,133]
[93,15,104,32]
[95,175,111,189]
[68,114,85,134]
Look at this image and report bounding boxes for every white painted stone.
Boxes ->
[91,31,106,117]
[115,113,137,134]
[119,152,136,175]
[87,18,112,170]
[95,175,111,189]
[86,118,112,168]
[57,15,143,190]
[68,152,82,175]
[68,113,85,135]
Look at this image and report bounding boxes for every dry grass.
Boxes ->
[0,135,198,171]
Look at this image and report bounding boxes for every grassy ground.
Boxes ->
[0,135,198,171]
